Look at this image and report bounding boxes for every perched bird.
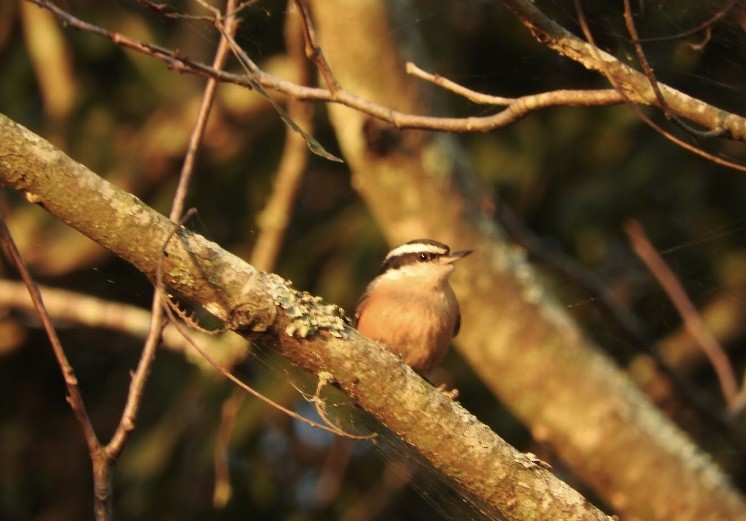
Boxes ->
[354,239,472,376]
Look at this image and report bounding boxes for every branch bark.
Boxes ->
[501,0,745,142]
[28,0,746,143]
[0,113,610,521]
[309,1,746,520]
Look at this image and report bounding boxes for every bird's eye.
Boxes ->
[418,253,429,261]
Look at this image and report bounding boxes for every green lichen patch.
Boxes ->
[266,273,350,339]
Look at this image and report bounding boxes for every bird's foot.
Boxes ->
[436,384,459,400]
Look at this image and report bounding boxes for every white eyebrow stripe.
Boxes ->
[384,242,447,260]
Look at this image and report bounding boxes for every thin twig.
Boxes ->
[30,0,746,155]
[0,197,112,518]
[497,205,744,440]
[103,297,166,462]
[194,0,343,162]
[622,0,723,139]
[622,0,669,119]
[407,60,625,108]
[103,1,242,509]
[212,2,318,503]
[111,0,241,504]
[292,0,340,92]
[572,0,744,171]
[171,0,240,220]
[624,219,739,410]
[406,62,516,105]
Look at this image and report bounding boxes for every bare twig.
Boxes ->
[292,0,340,92]
[134,2,242,508]
[0,197,110,518]
[407,60,625,109]
[572,0,745,172]
[212,3,317,504]
[637,0,738,43]
[622,0,724,139]
[97,2,243,473]
[407,62,518,106]
[103,297,166,460]
[28,0,746,153]
[624,219,739,410]
[171,0,240,220]
[90,2,245,514]
[622,0,669,119]
[193,0,343,162]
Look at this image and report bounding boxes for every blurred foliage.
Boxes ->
[0,0,745,519]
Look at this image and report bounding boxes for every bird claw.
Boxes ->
[436,384,459,400]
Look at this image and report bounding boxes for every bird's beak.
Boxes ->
[444,249,473,263]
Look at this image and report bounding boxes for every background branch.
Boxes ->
[28,0,746,147]
[309,1,746,519]
[625,220,741,411]
[0,278,248,366]
[0,201,108,518]
[501,0,746,148]
[212,1,316,504]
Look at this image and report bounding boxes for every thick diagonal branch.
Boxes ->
[0,113,610,521]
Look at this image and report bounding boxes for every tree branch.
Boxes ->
[625,220,740,410]
[501,0,746,143]
[26,0,746,145]
[0,278,249,366]
[0,199,109,519]
[0,113,612,521]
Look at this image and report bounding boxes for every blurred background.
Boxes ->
[0,0,745,519]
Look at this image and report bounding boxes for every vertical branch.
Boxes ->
[622,0,670,119]
[0,197,113,519]
[624,220,739,409]
[104,0,241,461]
[170,0,240,221]
[96,1,242,517]
[247,0,314,275]
[292,0,340,92]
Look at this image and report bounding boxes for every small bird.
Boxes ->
[354,239,472,376]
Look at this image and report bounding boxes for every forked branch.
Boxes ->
[26,0,746,156]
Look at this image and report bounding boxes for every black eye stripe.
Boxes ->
[379,251,440,274]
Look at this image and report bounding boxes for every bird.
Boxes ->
[354,239,472,376]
